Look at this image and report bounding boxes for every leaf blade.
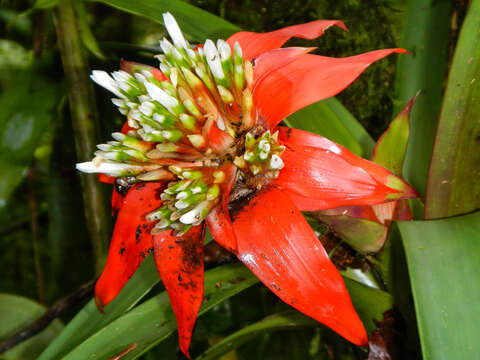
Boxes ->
[393,0,452,196]
[195,311,317,360]
[425,0,480,218]
[285,97,374,157]
[61,264,258,360]
[0,294,64,360]
[38,257,160,360]
[398,211,480,360]
[91,0,240,41]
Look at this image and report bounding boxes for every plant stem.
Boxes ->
[28,163,46,305]
[53,0,109,274]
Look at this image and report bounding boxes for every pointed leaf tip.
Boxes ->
[371,92,420,175]
[385,174,420,200]
[231,186,368,346]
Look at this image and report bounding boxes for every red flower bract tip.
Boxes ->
[76,12,414,357]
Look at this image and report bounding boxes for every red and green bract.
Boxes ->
[84,16,417,358]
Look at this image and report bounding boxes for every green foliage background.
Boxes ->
[2,0,479,359]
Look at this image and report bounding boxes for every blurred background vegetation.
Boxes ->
[0,0,471,359]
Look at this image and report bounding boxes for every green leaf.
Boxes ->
[341,267,380,290]
[393,0,452,196]
[33,0,60,9]
[0,294,64,360]
[195,310,317,360]
[0,68,58,212]
[398,211,480,360]
[343,278,392,333]
[425,0,480,218]
[323,97,375,157]
[285,97,374,157]
[311,212,388,254]
[74,0,105,60]
[0,10,32,35]
[61,264,258,359]
[0,40,32,78]
[38,257,160,360]
[371,93,419,175]
[9,0,59,23]
[91,0,240,41]
[6,0,58,29]
[0,162,26,209]
[195,277,391,360]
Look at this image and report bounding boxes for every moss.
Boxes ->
[314,0,399,138]
[192,0,400,138]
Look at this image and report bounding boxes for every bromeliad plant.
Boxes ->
[77,13,417,357]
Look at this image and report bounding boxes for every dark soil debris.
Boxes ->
[179,238,202,269]
[135,225,142,243]
[319,233,365,270]
[229,188,258,221]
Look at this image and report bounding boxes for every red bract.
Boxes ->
[83,15,418,357]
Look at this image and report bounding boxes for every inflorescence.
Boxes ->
[76,12,285,235]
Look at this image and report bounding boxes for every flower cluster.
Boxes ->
[77,12,417,357]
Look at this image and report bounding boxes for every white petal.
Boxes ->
[172,47,183,60]
[234,41,243,58]
[204,39,224,79]
[169,67,178,87]
[259,151,268,160]
[111,98,125,107]
[112,70,131,82]
[152,113,166,123]
[179,201,209,224]
[159,63,169,74]
[258,139,270,152]
[129,109,142,121]
[117,81,130,92]
[139,101,155,116]
[186,49,197,61]
[138,95,150,103]
[90,70,125,98]
[96,144,111,151]
[216,115,226,130]
[76,161,142,175]
[163,12,188,49]
[217,39,231,62]
[141,70,154,78]
[134,73,147,84]
[145,82,178,111]
[160,38,174,55]
[269,154,284,170]
[111,132,126,141]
